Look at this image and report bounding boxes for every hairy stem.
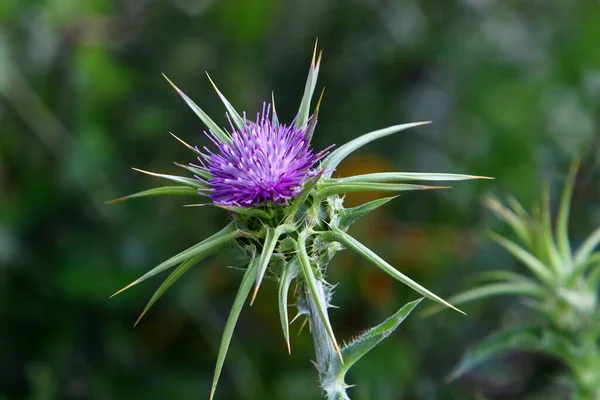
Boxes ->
[305,280,349,400]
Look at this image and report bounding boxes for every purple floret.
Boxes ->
[197,104,327,207]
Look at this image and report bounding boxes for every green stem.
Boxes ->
[304,281,350,400]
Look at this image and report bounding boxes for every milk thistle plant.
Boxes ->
[110,44,487,399]
[440,163,600,399]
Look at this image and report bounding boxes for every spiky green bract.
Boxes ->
[438,162,600,398]
[110,45,490,399]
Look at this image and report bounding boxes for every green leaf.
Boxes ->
[574,227,600,268]
[338,196,397,229]
[111,223,239,297]
[278,257,299,353]
[250,224,294,304]
[557,161,578,266]
[162,74,232,143]
[321,122,430,178]
[316,182,447,200]
[132,168,208,189]
[489,232,556,287]
[449,327,574,381]
[210,251,260,400]
[335,298,422,377]
[484,196,531,247]
[205,72,245,132]
[295,41,321,129]
[106,186,199,204]
[174,162,212,180]
[323,228,464,314]
[134,255,203,326]
[297,230,342,360]
[335,172,492,184]
[421,281,545,317]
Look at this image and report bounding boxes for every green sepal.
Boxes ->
[334,172,492,184]
[210,250,260,400]
[278,257,300,353]
[322,228,464,314]
[295,42,321,130]
[337,196,397,230]
[217,205,274,219]
[132,168,208,189]
[134,254,203,326]
[174,162,212,180]
[284,169,325,220]
[332,298,422,378]
[541,188,565,276]
[250,224,295,304]
[169,132,201,155]
[206,72,246,132]
[162,74,232,143]
[449,327,575,382]
[106,186,199,204]
[296,230,342,360]
[271,92,280,129]
[321,122,430,178]
[111,223,239,297]
[316,182,447,200]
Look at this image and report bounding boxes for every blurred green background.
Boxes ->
[1,0,599,399]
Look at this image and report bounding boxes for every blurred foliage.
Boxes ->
[1,0,599,399]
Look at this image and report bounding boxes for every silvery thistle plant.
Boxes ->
[110,44,488,399]
[432,163,600,399]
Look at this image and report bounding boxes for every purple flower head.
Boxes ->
[198,104,326,207]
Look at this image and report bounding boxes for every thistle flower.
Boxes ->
[199,104,326,207]
[110,43,490,400]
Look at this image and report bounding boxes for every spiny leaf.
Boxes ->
[305,88,324,142]
[134,255,203,326]
[338,196,397,229]
[106,186,199,204]
[250,225,294,305]
[278,257,300,353]
[449,327,574,382]
[574,227,600,268]
[210,252,260,400]
[205,72,245,132]
[484,196,531,247]
[316,183,448,201]
[321,122,430,178]
[162,74,232,143]
[489,232,555,287]
[297,230,343,361]
[295,40,322,130]
[336,298,422,376]
[541,187,564,276]
[335,172,492,184]
[111,223,238,297]
[557,161,578,266]
[324,229,464,314]
[132,168,208,189]
[421,281,545,317]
